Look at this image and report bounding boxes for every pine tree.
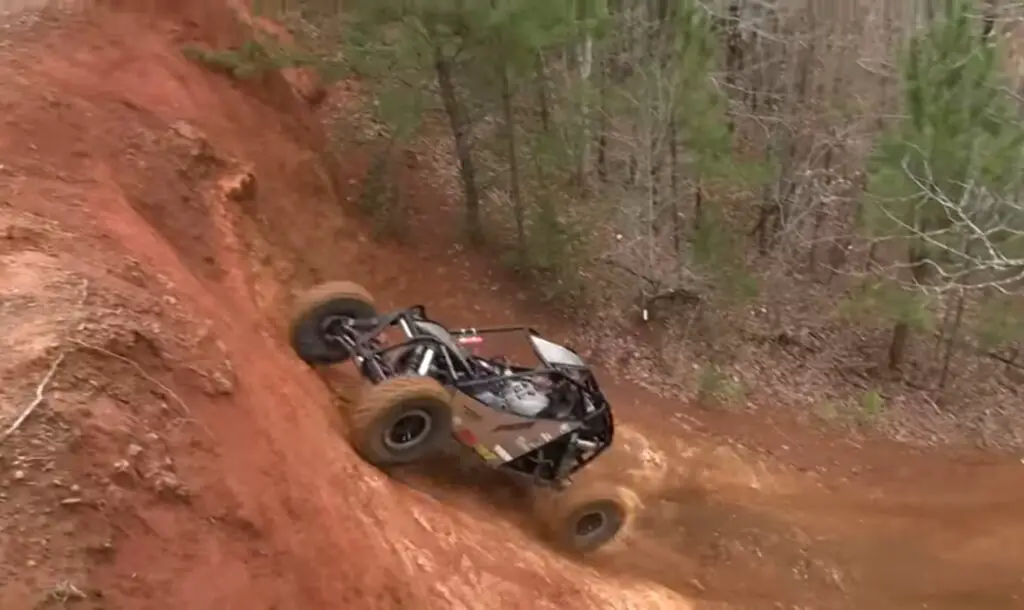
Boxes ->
[863,0,1024,369]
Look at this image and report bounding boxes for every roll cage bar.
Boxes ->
[323,304,614,483]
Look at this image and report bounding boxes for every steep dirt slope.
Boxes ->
[0,5,690,609]
[3,3,1024,610]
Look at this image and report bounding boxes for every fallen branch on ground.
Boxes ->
[68,338,191,415]
[0,353,66,444]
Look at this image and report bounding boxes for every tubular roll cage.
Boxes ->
[324,304,615,482]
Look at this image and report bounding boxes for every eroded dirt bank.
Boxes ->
[1,3,1023,610]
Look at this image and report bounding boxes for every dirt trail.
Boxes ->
[1,3,1022,610]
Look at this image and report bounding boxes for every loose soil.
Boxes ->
[1,3,1022,610]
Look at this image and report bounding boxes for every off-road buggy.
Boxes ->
[288,281,636,553]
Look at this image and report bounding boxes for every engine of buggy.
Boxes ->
[386,339,590,420]
[468,361,556,417]
[447,356,592,420]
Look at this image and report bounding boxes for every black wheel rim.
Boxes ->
[384,409,433,450]
[320,314,353,338]
[575,510,608,538]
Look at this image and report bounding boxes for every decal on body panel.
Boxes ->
[493,421,533,433]
[474,445,498,461]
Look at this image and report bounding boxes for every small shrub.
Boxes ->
[357,146,408,239]
[695,365,747,410]
[813,400,841,422]
[855,388,886,424]
[183,39,315,81]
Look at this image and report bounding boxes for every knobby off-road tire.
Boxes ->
[538,483,638,554]
[348,376,453,467]
[289,281,376,365]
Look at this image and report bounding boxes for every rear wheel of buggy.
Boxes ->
[289,281,376,365]
[348,376,453,467]
[540,483,638,554]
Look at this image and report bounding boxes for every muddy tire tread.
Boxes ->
[288,280,375,365]
[289,281,375,334]
[348,376,452,466]
[541,482,638,553]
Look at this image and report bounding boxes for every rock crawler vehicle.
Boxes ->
[288,281,636,553]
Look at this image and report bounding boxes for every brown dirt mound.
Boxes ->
[2,3,1023,610]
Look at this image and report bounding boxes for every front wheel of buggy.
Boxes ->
[543,484,638,554]
[348,377,452,467]
[289,281,376,365]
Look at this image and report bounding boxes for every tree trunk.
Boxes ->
[574,0,594,195]
[982,0,997,41]
[754,129,783,254]
[434,44,483,244]
[500,64,526,262]
[888,323,910,372]
[807,145,834,274]
[628,124,639,185]
[724,0,743,131]
[865,241,881,271]
[535,53,551,133]
[669,117,682,258]
[649,155,662,235]
[887,247,930,370]
[938,289,967,389]
[596,51,609,183]
[693,181,704,234]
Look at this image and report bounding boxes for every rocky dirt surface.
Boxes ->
[1,2,1023,610]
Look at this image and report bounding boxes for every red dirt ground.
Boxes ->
[1,3,1023,610]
